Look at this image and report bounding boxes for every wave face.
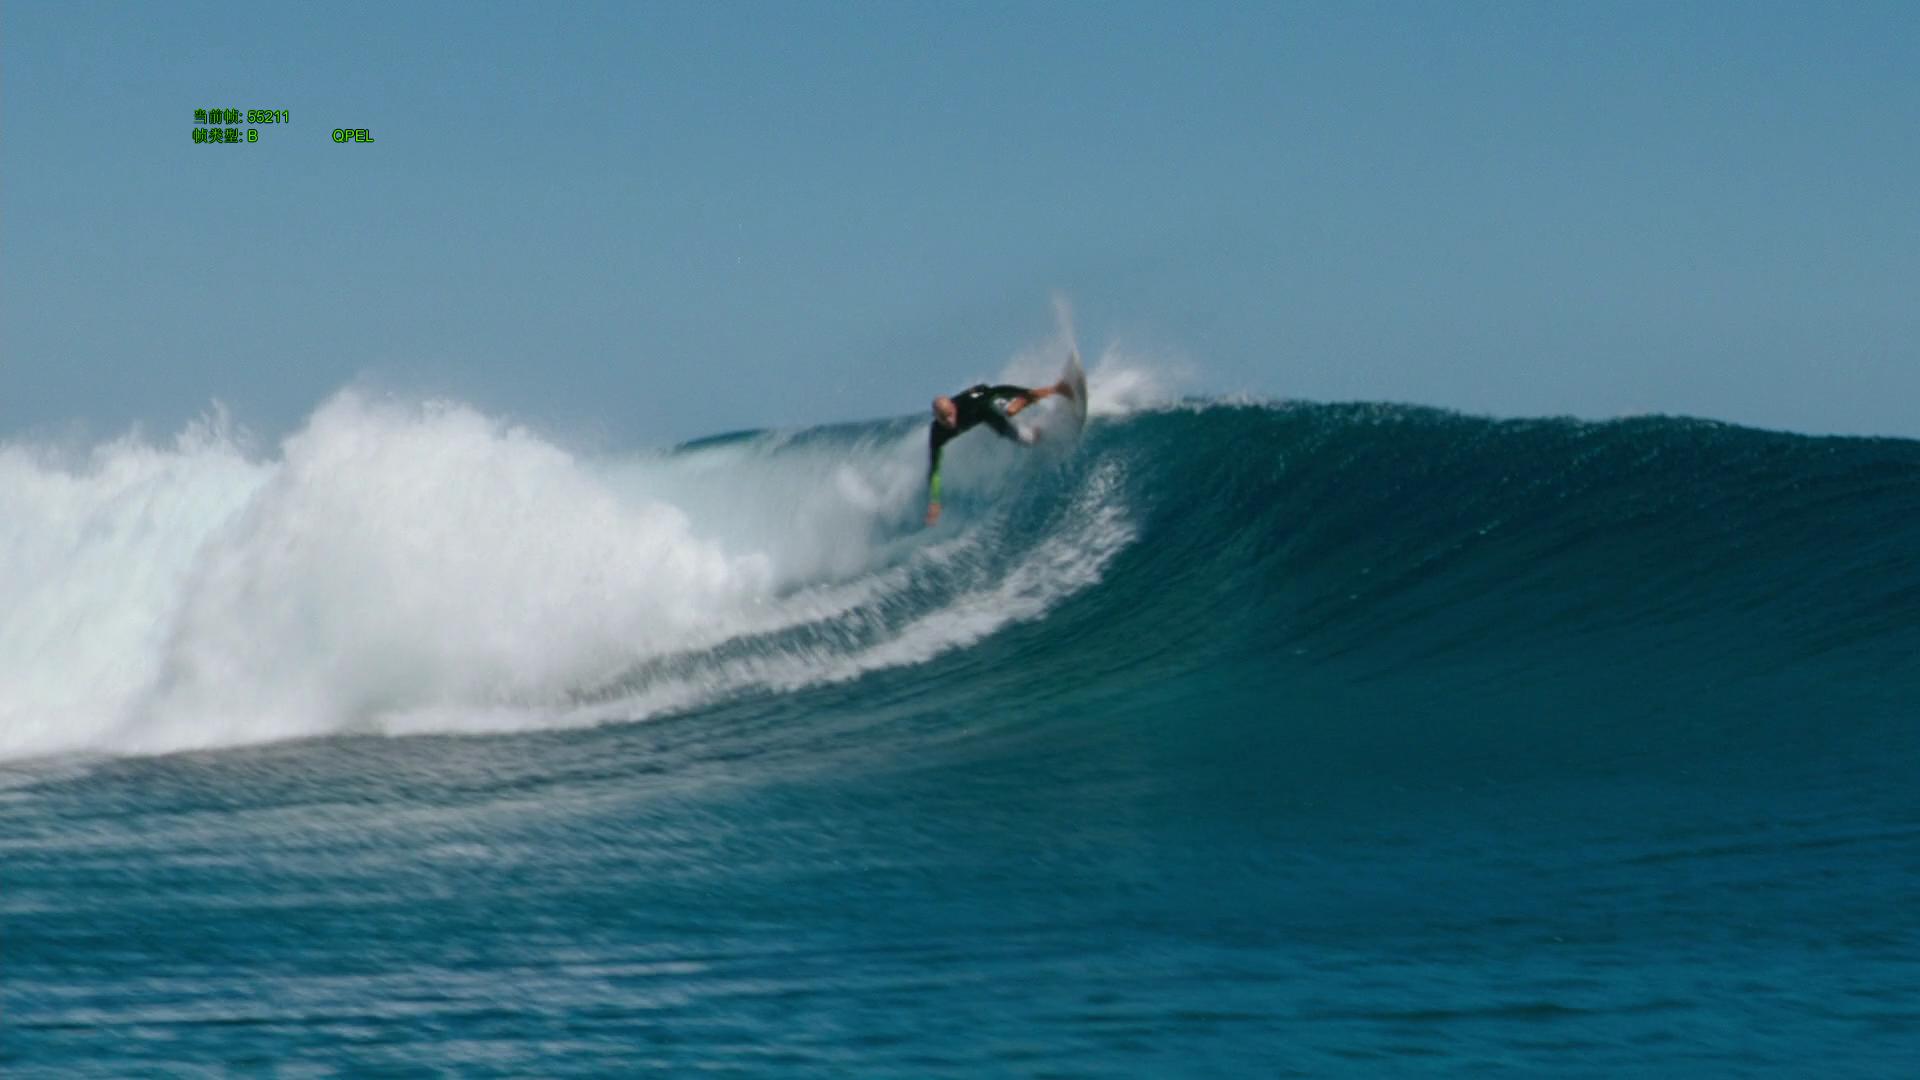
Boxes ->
[5,392,1918,767]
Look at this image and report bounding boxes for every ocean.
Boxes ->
[5,386,1919,1076]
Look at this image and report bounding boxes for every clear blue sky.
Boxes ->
[5,1,1917,443]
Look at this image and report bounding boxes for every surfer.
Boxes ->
[925,378,1075,526]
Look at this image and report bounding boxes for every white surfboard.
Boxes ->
[1062,351,1089,435]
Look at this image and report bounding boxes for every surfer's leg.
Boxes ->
[981,409,1043,446]
[1002,384,1065,418]
[981,409,1024,442]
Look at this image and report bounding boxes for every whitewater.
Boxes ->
[0,360,1157,761]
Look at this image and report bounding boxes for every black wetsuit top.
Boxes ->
[928,384,1027,496]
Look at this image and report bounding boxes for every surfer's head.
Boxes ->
[931,396,958,429]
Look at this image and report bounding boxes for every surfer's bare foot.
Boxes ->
[1056,379,1074,400]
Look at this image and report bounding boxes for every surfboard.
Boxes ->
[1062,351,1089,435]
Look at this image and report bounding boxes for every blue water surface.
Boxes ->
[7,404,1920,1076]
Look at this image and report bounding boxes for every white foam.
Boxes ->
[0,409,269,759]
[549,459,1136,732]
[0,388,1138,761]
